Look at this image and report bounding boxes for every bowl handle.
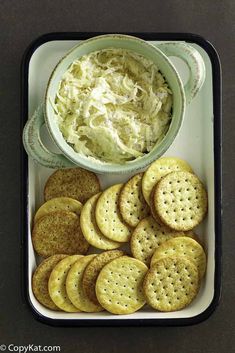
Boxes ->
[23,104,75,168]
[157,42,206,104]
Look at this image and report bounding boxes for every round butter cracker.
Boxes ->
[95,184,132,242]
[153,171,208,231]
[80,193,121,250]
[96,256,148,314]
[48,255,83,312]
[142,157,193,205]
[143,257,199,311]
[82,250,125,306]
[34,197,83,223]
[66,255,103,312]
[150,236,206,279]
[131,216,196,266]
[119,173,150,227]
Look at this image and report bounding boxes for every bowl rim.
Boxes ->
[44,34,185,174]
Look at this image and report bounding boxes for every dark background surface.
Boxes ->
[0,1,234,352]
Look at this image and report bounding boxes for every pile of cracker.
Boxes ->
[32,157,208,314]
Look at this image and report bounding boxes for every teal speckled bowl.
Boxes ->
[23,34,205,173]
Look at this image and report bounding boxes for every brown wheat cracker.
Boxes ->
[150,236,206,279]
[32,211,89,257]
[95,256,148,314]
[80,193,121,250]
[95,184,132,242]
[48,255,83,312]
[119,173,150,227]
[66,255,103,312]
[34,197,83,223]
[153,171,208,231]
[44,168,100,203]
[130,216,197,266]
[142,157,193,205]
[82,250,125,306]
[32,254,68,310]
[143,257,199,311]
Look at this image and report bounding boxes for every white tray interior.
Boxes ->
[26,39,215,321]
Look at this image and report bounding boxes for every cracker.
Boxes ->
[95,256,148,314]
[82,250,125,306]
[44,168,100,203]
[32,254,67,310]
[119,173,150,227]
[48,255,83,312]
[34,197,83,223]
[66,255,103,312]
[143,257,199,311]
[153,171,208,231]
[131,216,196,266]
[142,157,193,205]
[32,211,89,257]
[80,193,121,250]
[149,184,165,225]
[95,184,132,242]
[150,236,206,279]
